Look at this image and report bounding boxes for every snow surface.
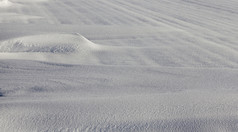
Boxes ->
[0,0,12,7]
[1,0,238,131]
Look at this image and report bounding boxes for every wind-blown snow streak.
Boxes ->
[1,0,238,131]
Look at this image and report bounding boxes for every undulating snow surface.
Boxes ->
[1,0,238,131]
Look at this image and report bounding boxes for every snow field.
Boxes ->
[1,0,238,131]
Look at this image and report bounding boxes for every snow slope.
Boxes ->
[1,0,238,131]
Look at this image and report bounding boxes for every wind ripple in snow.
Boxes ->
[1,0,238,131]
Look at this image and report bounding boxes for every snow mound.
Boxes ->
[0,33,101,53]
[0,33,103,64]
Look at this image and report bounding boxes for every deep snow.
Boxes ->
[1,0,238,131]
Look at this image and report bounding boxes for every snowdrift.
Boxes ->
[0,33,103,64]
[0,33,100,53]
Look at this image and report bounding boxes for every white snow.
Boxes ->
[1,0,238,131]
[0,0,12,7]
[0,33,103,64]
[0,33,101,53]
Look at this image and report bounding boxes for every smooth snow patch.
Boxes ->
[11,0,50,2]
[0,13,42,23]
[0,0,12,7]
